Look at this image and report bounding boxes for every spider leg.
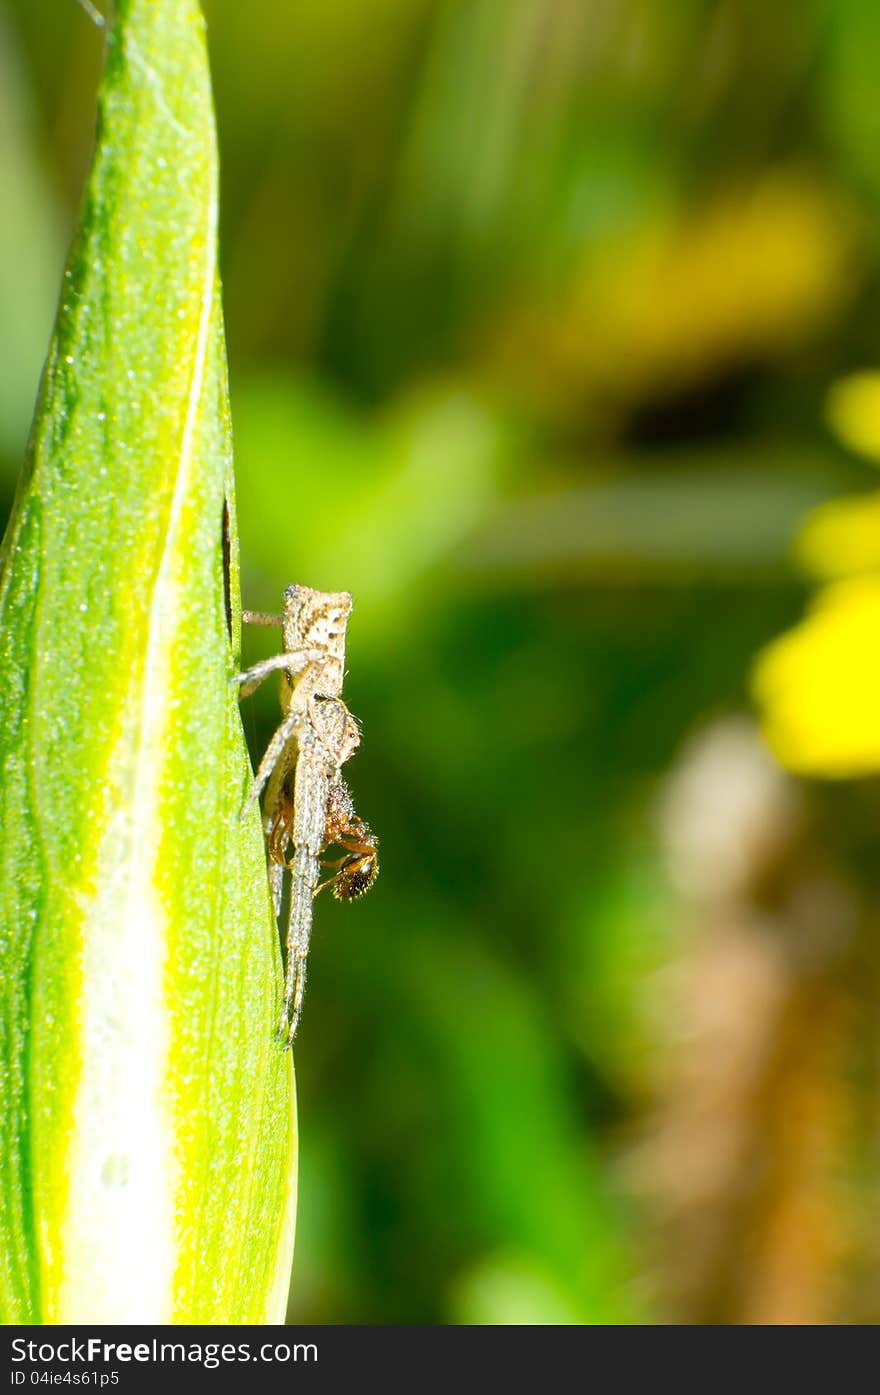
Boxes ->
[279,842,318,1046]
[231,648,324,698]
[240,710,299,820]
[268,857,284,920]
[280,946,308,1048]
[241,610,282,628]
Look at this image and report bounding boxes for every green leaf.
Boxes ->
[0,0,296,1323]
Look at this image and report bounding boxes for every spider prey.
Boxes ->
[233,585,379,1045]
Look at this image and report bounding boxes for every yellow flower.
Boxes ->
[826,371,880,464]
[753,373,880,775]
[755,576,880,775]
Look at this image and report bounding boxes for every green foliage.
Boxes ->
[0,0,294,1323]
[5,0,880,1327]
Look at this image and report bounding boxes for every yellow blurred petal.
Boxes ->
[490,172,859,426]
[794,490,880,578]
[826,372,880,463]
[753,578,880,776]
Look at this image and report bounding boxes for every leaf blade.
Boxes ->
[0,0,295,1324]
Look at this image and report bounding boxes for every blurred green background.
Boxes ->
[4,0,880,1324]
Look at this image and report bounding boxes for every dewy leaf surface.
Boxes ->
[0,0,296,1323]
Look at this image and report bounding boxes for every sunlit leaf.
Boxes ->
[0,0,295,1323]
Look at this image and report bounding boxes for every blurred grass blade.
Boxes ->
[0,12,64,467]
[0,0,296,1323]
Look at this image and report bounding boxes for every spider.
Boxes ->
[233,585,378,1044]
